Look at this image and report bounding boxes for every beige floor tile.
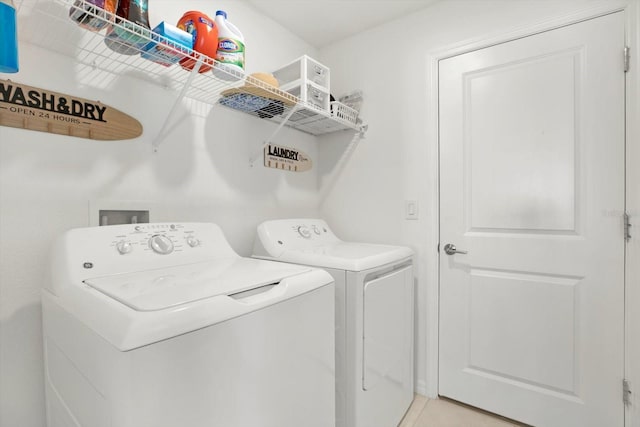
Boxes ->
[398,394,429,427]
[414,398,523,427]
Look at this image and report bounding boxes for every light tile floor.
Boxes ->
[399,395,528,427]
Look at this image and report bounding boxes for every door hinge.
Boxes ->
[624,46,630,73]
[625,212,632,241]
[624,379,632,405]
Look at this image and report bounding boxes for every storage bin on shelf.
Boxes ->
[284,83,329,112]
[330,101,358,125]
[272,55,330,112]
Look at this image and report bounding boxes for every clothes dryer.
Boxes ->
[253,218,414,427]
[43,222,335,427]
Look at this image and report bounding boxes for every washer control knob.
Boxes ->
[186,236,200,247]
[312,225,321,235]
[149,234,174,254]
[116,240,133,255]
[297,226,311,238]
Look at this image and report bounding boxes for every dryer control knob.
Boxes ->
[149,234,174,254]
[116,240,133,255]
[312,225,321,235]
[186,236,200,247]
[297,226,311,238]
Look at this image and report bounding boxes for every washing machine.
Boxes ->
[42,222,335,427]
[253,218,414,427]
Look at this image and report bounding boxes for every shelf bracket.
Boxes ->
[152,58,204,153]
[248,103,301,166]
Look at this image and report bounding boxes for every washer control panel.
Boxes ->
[109,223,204,256]
[59,222,239,287]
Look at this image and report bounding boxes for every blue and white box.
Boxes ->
[141,22,193,67]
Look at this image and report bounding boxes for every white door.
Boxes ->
[439,12,625,427]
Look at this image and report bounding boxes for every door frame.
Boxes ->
[423,1,640,425]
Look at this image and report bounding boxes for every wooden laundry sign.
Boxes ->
[264,143,312,172]
[0,79,142,140]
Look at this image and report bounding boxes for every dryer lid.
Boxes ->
[278,242,413,271]
[84,258,311,311]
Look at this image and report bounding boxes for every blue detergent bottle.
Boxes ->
[0,0,19,73]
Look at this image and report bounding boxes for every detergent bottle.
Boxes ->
[113,0,151,44]
[0,0,18,73]
[177,10,218,73]
[105,0,152,55]
[69,0,118,32]
[212,10,245,81]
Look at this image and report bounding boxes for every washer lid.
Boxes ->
[278,242,413,271]
[84,258,311,311]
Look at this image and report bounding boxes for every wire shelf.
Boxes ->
[14,0,365,137]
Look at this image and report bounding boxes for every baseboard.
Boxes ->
[415,379,429,398]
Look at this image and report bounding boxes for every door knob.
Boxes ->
[444,243,467,255]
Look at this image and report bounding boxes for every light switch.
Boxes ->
[405,200,419,220]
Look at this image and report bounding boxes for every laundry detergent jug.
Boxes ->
[212,10,245,81]
[177,11,218,73]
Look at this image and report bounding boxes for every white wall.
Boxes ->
[0,2,321,426]
[318,0,633,397]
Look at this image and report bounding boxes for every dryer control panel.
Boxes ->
[253,219,341,258]
[252,218,414,272]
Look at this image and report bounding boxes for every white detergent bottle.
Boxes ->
[213,10,245,81]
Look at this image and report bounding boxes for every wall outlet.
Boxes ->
[405,200,419,220]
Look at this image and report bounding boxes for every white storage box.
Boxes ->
[287,83,330,112]
[272,55,330,91]
[273,55,330,112]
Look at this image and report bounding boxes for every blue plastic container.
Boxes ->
[0,0,19,73]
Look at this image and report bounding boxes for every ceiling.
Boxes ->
[242,0,441,49]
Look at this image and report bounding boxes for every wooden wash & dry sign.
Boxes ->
[0,79,142,140]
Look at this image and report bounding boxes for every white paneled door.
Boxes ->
[438,12,625,427]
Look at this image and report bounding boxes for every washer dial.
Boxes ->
[116,240,133,255]
[149,234,174,254]
[186,236,200,247]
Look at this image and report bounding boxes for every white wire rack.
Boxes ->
[14,0,366,141]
